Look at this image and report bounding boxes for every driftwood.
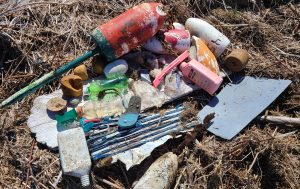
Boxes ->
[258,115,300,126]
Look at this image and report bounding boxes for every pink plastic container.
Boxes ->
[179,59,223,95]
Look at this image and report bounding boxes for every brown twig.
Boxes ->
[23,140,36,189]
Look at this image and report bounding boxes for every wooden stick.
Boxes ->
[97,178,124,189]
[258,115,300,126]
[23,140,36,189]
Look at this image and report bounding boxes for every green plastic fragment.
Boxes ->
[55,109,78,125]
[87,74,128,101]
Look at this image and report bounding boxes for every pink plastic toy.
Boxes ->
[179,59,223,95]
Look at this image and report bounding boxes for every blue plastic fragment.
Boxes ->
[79,118,96,132]
[198,76,291,140]
[118,113,139,130]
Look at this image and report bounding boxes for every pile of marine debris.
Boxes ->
[1,2,296,189]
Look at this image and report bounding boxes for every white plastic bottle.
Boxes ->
[185,18,230,57]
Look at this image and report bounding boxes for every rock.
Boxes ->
[185,18,230,57]
[92,55,107,75]
[60,74,83,98]
[74,65,88,81]
[46,97,67,113]
[103,59,128,78]
[133,152,178,189]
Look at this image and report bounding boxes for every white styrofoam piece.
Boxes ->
[111,135,171,170]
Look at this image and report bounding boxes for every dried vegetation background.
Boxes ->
[0,0,299,188]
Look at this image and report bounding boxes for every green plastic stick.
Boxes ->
[0,48,99,108]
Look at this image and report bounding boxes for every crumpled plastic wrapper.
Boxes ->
[164,72,198,99]
[82,90,134,119]
[130,80,168,110]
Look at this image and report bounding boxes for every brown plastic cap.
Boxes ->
[224,49,249,72]
[46,97,67,112]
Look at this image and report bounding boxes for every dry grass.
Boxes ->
[0,0,299,188]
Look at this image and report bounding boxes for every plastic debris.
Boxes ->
[68,97,81,106]
[111,136,171,170]
[130,80,167,109]
[191,36,220,74]
[149,68,162,78]
[58,126,91,188]
[18,3,297,189]
[185,18,230,57]
[89,105,198,160]
[60,74,83,97]
[55,109,78,126]
[81,91,133,119]
[27,76,200,149]
[80,118,97,133]
[224,49,250,72]
[198,76,291,139]
[87,75,128,101]
[74,65,89,81]
[133,152,178,189]
[0,3,166,108]
[118,96,141,130]
[153,50,189,88]
[179,59,223,95]
[46,97,67,113]
[164,29,190,53]
[103,59,128,78]
[173,22,185,30]
[91,3,166,61]
[164,72,196,99]
[140,69,152,84]
[258,115,300,126]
